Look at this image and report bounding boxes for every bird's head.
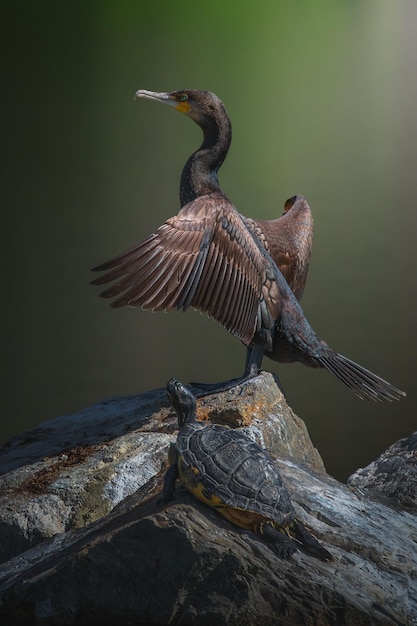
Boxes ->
[135,89,228,131]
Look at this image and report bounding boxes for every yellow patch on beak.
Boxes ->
[175,101,191,114]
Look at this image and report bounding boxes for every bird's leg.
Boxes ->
[189,346,265,397]
[244,345,264,376]
[247,344,287,397]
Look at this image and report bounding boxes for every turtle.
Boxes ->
[163,378,332,560]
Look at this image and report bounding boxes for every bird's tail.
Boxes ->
[317,353,405,402]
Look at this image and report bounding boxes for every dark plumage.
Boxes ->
[91,89,405,402]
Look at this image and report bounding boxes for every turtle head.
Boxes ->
[166,379,197,428]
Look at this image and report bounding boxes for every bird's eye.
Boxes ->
[179,94,188,102]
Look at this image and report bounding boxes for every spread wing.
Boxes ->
[91,193,280,346]
[247,195,313,301]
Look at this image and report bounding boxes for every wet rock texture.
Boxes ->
[0,373,415,626]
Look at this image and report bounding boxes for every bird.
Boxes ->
[91,89,405,402]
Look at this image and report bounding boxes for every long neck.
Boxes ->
[180,114,232,206]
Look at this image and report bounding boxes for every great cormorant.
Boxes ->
[91,89,404,402]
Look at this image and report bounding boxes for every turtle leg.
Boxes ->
[162,462,179,504]
[290,520,332,561]
[256,522,296,558]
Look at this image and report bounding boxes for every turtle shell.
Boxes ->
[176,422,294,527]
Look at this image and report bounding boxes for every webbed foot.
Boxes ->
[189,371,259,398]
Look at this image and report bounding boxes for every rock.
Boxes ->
[0,373,415,625]
[347,431,417,509]
[0,373,322,565]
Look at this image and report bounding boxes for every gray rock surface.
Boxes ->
[0,373,322,565]
[348,431,417,509]
[0,373,415,625]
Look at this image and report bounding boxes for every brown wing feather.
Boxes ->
[247,195,313,301]
[91,193,280,346]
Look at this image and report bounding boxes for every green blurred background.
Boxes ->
[2,0,415,480]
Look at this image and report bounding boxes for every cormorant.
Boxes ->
[91,89,405,402]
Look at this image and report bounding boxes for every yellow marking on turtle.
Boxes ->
[257,520,289,537]
[219,507,266,531]
[178,456,222,504]
[177,455,269,531]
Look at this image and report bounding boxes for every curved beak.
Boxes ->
[134,89,191,114]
